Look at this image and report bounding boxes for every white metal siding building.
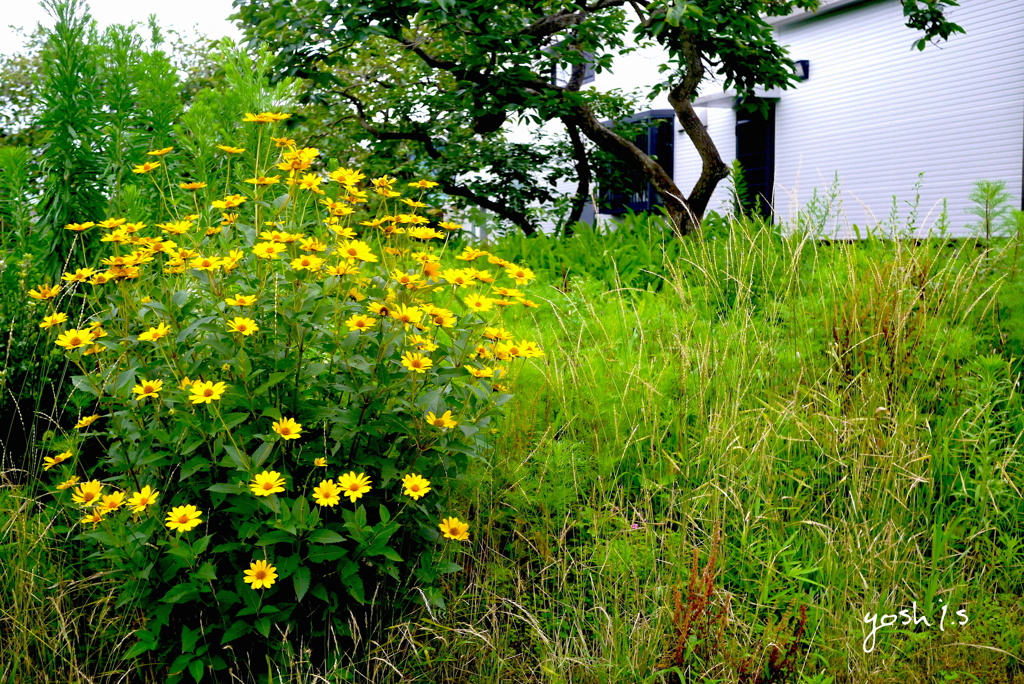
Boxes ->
[677,0,1024,237]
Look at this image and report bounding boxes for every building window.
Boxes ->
[734,98,776,220]
[596,109,675,215]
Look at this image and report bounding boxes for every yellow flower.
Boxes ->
[252,242,287,259]
[270,135,296,147]
[295,173,325,193]
[409,335,438,352]
[483,327,513,341]
[189,380,227,404]
[327,262,361,277]
[71,480,104,507]
[329,167,365,187]
[505,264,536,285]
[245,175,280,186]
[147,146,174,156]
[406,227,445,240]
[243,112,290,123]
[313,457,328,467]
[439,516,470,541]
[127,485,160,512]
[189,255,225,271]
[390,304,423,327]
[338,471,372,503]
[227,317,259,336]
[132,161,161,174]
[441,269,476,287]
[64,221,95,231]
[225,294,257,306]
[56,475,80,490]
[81,510,107,525]
[138,322,172,342]
[74,414,101,429]
[62,268,97,283]
[28,284,60,300]
[40,313,68,329]
[402,474,431,500]
[179,181,207,190]
[337,240,378,263]
[290,255,324,272]
[407,179,439,189]
[132,379,163,400]
[425,410,458,429]
[95,491,127,515]
[463,293,496,313]
[455,247,490,261]
[312,479,341,507]
[299,237,328,253]
[425,307,456,328]
[56,328,96,350]
[469,366,494,378]
[250,471,286,497]
[438,221,462,231]
[243,559,278,589]
[401,352,432,374]
[272,417,303,440]
[165,505,203,533]
[217,145,246,154]
[43,450,73,470]
[211,194,247,210]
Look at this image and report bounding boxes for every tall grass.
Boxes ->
[351,215,1024,683]
[4,200,1024,682]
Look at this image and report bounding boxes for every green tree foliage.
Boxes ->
[234,0,963,236]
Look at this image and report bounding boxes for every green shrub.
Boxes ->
[34,118,544,681]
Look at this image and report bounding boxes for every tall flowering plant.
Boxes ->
[33,114,543,681]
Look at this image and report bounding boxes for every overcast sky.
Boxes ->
[0,0,243,55]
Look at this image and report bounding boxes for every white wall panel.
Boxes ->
[773,0,1024,238]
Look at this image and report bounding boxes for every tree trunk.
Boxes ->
[567,102,695,237]
[561,117,592,237]
[668,85,730,228]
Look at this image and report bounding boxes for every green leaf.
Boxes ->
[256,530,293,546]
[221,445,249,470]
[193,562,217,581]
[188,659,205,682]
[220,620,250,644]
[380,546,403,562]
[176,315,217,343]
[436,561,463,574]
[168,653,192,676]
[208,482,246,494]
[124,638,156,659]
[254,617,272,638]
[181,624,200,653]
[293,564,311,602]
[162,583,199,604]
[220,412,249,430]
[307,529,345,544]
[192,535,212,555]
[251,441,274,470]
[307,546,347,562]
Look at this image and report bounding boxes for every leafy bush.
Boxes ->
[34,118,544,681]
